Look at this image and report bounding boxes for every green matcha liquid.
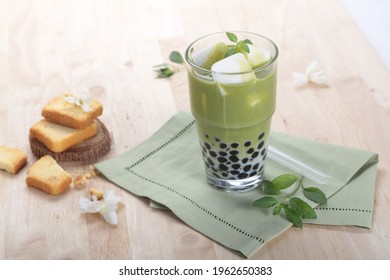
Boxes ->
[186,32,278,192]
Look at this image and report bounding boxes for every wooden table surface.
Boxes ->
[1,0,389,260]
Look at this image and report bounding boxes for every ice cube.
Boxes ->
[211,53,255,84]
[243,44,272,68]
[192,42,228,70]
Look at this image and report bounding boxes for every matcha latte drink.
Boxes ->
[185,32,278,192]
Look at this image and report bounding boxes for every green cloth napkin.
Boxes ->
[95,112,378,258]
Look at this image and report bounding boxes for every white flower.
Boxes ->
[292,60,328,88]
[79,190,122,225]
[64,91,92,112]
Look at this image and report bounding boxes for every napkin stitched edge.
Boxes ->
[118,116,269,246]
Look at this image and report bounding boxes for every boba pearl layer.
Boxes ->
[200,131,267,180]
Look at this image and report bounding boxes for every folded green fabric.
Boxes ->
[95,112,378,258]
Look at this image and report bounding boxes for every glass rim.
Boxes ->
[185,31,279,75]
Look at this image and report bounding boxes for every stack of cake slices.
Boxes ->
[29,94,108,161]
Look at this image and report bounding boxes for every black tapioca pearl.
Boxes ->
[244,165,252,172]
[219,151,227,156]
[258,132,265,140]
[238,173,249,179]
[212,172,221,178]
[205,134,209,139]
[249,171,257,177]
[247,148,254,154]
[229,155,239,162]
[257,141,264,150]
[231,143,239,148]
[219,164,228,171]
[205,162,210,169]
[229,150,239,155]
[232,164,241,170]
[220,143,227,149]
[226,161,231,165]
[252,163,260,170]
[215,137,220,142]
[263,154,267,160]
[209,151,217,157]
[230,170,240,175]
[242,158,249,164]
[221,172,228,177]
[207,158,215,166]
[251,151,259,159]
[261,148,266,156]
[244,141,251,147]
[217,157,227,163]
[204,143,211,150]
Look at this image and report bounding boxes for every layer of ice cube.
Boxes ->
[211,53,255,85]
[192,42,228,70]
[243,44,272,68]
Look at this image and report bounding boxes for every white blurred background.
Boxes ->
[342,0,390,70]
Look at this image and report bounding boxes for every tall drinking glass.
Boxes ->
[185,31,278,192]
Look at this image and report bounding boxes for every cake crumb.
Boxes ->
[73,165,98,189]
[89,188,104,200]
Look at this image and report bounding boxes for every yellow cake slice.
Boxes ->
[26,155,72,195]
[29,120,97,153]
[0,146,27,174]
[42,94,103,129]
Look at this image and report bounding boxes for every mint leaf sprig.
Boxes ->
[153,51,184,78]
[225,32,253,58]
[253,174,327,228]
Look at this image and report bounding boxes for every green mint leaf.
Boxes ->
[284,207,303,228]
[226,32,238,43]
[273,204,282,215]
[224,47,236,58]
[238,41,250,53]
[289,197,317,219]
[272,174,298,190]
[153,63,175,78]
[169,51,184,64]
[243,38,253,45]
[253,196,279,208]
[254,173,328,228]
[303,187,327,204]
[224,33,253,58]
[263,180,281,195]
[157,71,174,78]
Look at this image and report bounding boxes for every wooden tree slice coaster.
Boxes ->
[30,119,111,162]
